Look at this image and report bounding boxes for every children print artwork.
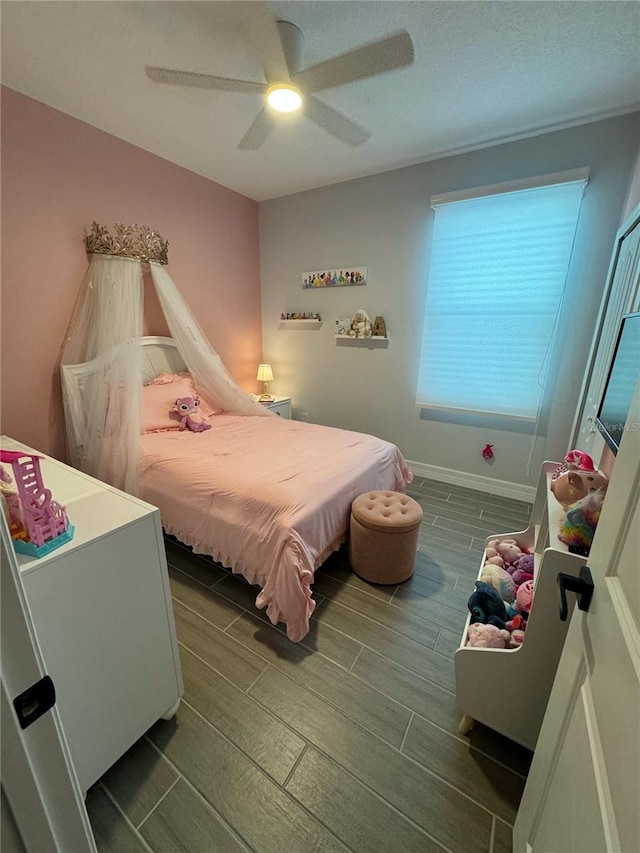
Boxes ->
[302,267,367,288]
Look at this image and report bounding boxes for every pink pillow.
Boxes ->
[142,377,197,432]
[146,371,192,386]
[142,375,219,432]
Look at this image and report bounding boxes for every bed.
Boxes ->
[139,337,413,641]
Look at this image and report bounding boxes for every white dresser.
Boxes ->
[1,436,183,795]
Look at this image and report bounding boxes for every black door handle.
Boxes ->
[557,565,594,622]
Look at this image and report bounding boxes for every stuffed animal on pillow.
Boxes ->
[172,396,212,433]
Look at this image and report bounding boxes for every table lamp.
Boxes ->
[257,363,274,401]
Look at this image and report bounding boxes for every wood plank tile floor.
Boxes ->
[86,478,534,853]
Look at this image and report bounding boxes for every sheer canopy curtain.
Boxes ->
[150,264,270,417]
[61,254,143,495]
[61,251,268,495]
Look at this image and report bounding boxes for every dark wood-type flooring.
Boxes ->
[87,477,534,853]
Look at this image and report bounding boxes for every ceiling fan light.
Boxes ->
[266,83,302,113]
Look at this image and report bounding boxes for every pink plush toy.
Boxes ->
[496,541,525,566]
[485,538,510,566]
[467,623,511,648]
[173,396,212,433]
[515,580,534,615]
[509,629,526,647]
[551,450,596,482]
[564,450,596,472]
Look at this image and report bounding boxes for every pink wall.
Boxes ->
[1,87,262,460]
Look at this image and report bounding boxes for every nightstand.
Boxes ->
[262,396,292,418]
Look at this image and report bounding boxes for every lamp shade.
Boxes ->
[257,363,273,382]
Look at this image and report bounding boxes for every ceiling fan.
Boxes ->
[145,3,413,150]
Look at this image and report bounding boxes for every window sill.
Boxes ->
[417,406,539,434]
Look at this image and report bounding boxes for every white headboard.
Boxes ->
[141,336,186,383]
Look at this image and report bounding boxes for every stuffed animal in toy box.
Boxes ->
[467,623,511,648]
[467,580,508,628]
[507,553,534,587]
[172,396,212,433]
[507,579,534,619]
[485,538,528,568]
[480,563,516,603]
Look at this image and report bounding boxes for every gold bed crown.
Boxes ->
[84,221,169,265]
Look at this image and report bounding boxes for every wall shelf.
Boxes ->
[279,320,323,329]
[335,334,389,347]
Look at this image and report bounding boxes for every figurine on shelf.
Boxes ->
[348,309,372,338]
[371,316,387,337]
[281,312,322,321]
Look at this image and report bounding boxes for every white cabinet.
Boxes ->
[263,396,292,418]
[454,462,587,751]
[1,436,183,795]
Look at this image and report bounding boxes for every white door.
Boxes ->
[0,513,97,852]
[514,380,640,852]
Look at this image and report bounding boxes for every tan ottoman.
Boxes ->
[349,491,423,584]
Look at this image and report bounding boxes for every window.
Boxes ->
[416,170,588,420]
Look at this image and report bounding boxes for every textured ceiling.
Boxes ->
[2,1,639,201]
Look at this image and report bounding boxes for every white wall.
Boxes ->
[259,112,640,490]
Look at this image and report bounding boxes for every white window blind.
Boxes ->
[416,174,587,419]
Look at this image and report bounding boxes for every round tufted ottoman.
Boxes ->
[349,491,423,584]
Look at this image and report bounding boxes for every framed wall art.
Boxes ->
[302,266,367,289]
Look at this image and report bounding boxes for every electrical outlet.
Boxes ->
[301,412,309,422]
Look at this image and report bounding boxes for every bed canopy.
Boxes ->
[60,222,268,496]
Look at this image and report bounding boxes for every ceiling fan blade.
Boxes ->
[233,1,291,84]
[146,66,265,94]
[293,31,414,94]
[238,108,277,150]
[303,96,370,147]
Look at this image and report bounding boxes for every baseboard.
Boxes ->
[406,460,536,503]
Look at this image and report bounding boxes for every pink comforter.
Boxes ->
[141,415,412,641]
